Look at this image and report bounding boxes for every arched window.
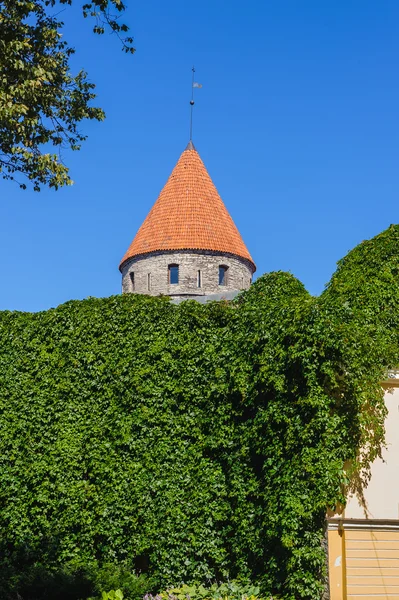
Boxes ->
[130,272,135,291]
[219,265,228,286]
[197,270,202,288]
[168,264,179,285]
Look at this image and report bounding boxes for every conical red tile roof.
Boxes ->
[119,142,255,271]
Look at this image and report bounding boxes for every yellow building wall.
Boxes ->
[345,383,399,520]
[328,528,345,600]
[328,381,399,599]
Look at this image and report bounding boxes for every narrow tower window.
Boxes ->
[130,272,135,291]
[219,265,228,286]
[197,270,202,288]
[147,273,151,291]
[168,264,179,285]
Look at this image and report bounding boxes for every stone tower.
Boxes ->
[119,141,256,299]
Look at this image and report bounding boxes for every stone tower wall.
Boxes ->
[121,250,254,298]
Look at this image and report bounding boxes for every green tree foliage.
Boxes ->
[1,225,399,599]
[0,0,134,190]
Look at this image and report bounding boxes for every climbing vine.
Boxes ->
[1,225,399,599]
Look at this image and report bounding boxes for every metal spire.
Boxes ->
[189,66,195,141]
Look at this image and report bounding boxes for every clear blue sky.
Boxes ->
[1,1,398,312]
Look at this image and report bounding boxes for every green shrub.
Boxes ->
[0,559,151,600]
[1,226,399,598]
[0,561,94,600]
[91,565,152,600]
[157,581,265,600]
[101,591,124,600]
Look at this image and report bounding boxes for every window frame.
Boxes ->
[219,265,229,286]
[168,264,179,285]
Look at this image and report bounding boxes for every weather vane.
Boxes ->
[190,66,202,141]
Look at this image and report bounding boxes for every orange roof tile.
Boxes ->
[119,142,256,271]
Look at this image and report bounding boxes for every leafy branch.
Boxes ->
[0,0,134,191]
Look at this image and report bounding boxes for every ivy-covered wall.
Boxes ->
[1,225,399,600]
